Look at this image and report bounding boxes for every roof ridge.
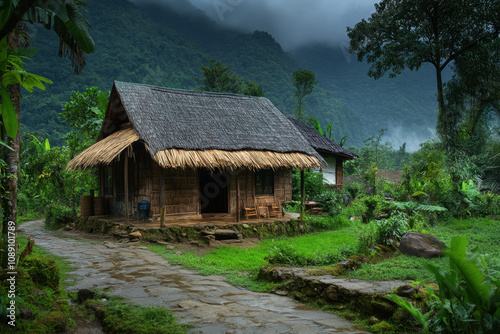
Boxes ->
[115,80,260,100]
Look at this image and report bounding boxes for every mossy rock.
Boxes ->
[372,320,396,333]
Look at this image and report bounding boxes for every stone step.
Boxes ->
[201,229,242,240]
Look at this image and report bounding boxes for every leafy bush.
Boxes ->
[21,254,60,290]
[390,236,500,334]
[345,182,362,200]
[342,200,367,218]
[375,212,409,246]
[44,203,74,230]
[356,223,377,254]
[291,169,326,201]
[316,189,346,216]
[360,195,382,220]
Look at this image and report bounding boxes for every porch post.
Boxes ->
[124,148,129,226]
[300,169,305,220]
[236,173,241,222]
[160,168,165,228]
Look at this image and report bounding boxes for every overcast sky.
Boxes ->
[131,0,378,50]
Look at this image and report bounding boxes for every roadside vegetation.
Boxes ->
[0,233,188,334]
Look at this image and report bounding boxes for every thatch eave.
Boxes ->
[67,126,140,171]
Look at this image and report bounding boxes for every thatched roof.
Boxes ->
[287,116,358,160]
[68,81,324,170]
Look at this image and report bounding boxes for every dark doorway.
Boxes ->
[199,169,229,214]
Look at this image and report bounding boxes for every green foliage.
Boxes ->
[20,253,61,290]
[316,189,347,217]
[60,86,108,154]
[345,182,362,200]
[0,40,52,139]
[361,195,382,220]
[196,59,264,96]
[292,68,317,121]
[420,236,500,334]
[304,215,350,231]
[291,169,326,201]
[347,0,498,152]
[389,294,432,334]
[101,299,188,334]
[44,203,73,230]
[267,239,357,267]
[375,212,409,246]
[18,133,95,219]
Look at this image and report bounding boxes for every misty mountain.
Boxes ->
[22,0,440,149]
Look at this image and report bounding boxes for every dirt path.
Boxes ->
[21,220,367,334]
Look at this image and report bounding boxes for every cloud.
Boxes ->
[130,0,377,50]
[385,125,436,152]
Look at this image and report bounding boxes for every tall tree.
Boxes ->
[196,59,264,96]
[292,68,317,121]
[0,0,95,268]
[347,0,499,153]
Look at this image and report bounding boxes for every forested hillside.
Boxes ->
[22,0,439,148]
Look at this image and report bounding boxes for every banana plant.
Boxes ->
[0,37,52,140]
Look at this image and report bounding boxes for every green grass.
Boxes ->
[1,234,76,333]
[149,216,500,288]
[95,294,191,334]
[347,217,500,282]
[148,223,361,291]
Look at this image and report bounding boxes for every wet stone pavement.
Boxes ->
[21,220,367,334]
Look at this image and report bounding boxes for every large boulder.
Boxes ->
[399,232,446,258]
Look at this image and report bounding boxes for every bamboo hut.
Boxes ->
[287,116,358,188]
[68,81,330,222]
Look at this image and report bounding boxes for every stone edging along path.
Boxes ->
[20,220,369,334]
[259,266,414,320]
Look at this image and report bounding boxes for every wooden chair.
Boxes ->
[255,199,269,218]
[242,202,258,219]
[268,201,281,218]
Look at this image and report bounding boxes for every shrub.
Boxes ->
[317,189,345,216]
[345,182,362,200]
[375,212,409,246]
[360,195,382,220]
[472,192,500,217]
[390,236,500,334]
[342,200,367,218]
[21,254,60,289]
[44,203,74,230]
[356,223,377,254]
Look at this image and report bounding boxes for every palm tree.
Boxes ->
[0,0,95,268]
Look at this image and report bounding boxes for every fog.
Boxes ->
[130,0,377,50]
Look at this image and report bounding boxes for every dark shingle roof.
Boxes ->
[287,116,358,160]
[113,81,322,160]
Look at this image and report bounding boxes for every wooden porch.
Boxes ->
[83,212,300,230]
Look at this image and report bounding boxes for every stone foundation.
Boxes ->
[70,216,307,244]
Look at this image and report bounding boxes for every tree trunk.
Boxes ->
[435,67,448,151]
[1,29,20,269]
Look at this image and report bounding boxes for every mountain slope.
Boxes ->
[21,0,439,149]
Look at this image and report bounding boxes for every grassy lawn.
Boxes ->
[148,216,500,289]
[148,226,360,291]
[347,217,500,282]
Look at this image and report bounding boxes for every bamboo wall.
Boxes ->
[229,169,292,216]
[101,149,293,219]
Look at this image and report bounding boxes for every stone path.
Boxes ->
[21,220,367,334]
